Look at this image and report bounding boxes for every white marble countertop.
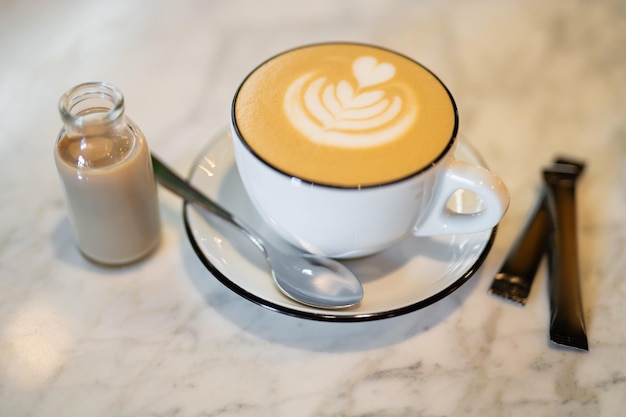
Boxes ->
[2,0,625,415]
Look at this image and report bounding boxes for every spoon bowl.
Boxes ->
[151,155,364,309]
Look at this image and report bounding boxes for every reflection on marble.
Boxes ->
[1,0,626,416]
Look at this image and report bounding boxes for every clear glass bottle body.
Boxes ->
[54,82,161,265]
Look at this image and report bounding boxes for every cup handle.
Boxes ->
[413,158,510,236]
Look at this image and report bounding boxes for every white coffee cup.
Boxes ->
[230,43,509,258]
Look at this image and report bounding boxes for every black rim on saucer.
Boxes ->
[181,133,498,322]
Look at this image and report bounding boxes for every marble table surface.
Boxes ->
[1,0,625,416]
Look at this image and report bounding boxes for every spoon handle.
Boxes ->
[151,154,269,256]
[151,154,235,223]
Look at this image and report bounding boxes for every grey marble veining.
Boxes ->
[1,0,626,416]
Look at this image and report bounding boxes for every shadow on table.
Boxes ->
[49,215,159,275]
[181,234,482,353]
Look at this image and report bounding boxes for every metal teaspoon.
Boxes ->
[151,154,364,309]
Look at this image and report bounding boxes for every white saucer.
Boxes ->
[183,131,497,321]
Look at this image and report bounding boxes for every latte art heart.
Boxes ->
[284,56,417,148]
[352,56,395,88]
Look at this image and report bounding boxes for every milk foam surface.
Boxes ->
[234,43,457,187]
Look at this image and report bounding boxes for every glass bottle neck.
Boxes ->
[56,82,139,170]
[59,82,125,134]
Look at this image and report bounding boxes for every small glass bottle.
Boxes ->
[54,82,161,265]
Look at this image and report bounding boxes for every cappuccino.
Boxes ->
[233,43,457,187]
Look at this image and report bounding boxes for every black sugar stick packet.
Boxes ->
[489,157,588,351]
[544,162,589,351]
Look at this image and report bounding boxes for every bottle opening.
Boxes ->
[59,82,124,128]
